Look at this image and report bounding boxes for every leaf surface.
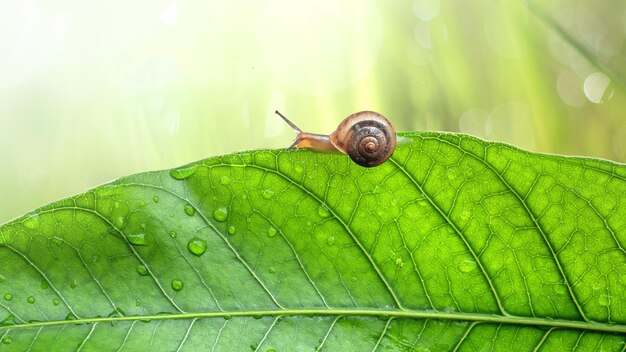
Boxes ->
[1,132,625,351]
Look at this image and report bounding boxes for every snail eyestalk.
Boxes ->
[275,110,301,134]
[275,110,336,152]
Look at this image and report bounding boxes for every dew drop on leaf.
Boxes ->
[65,313,77,321]
[139,200,147,207]
[169,165,198,180]
[1,315,15,326]
[228,226,237,235]
[3,294,11,301]
[269,267,276,274]
[70,279,78,289]
[171,279,184,291]
[136,265,149,276]
[169,231,177,238]
[326,236,336,246]
[267,227,277,238]
[213,207,228,222]
[184,204,196,217]
[458,260,476,273]
[152,195,160,203]
[114,216,126,228]
[1,336,11,345]
[127,233,147,246]
[0,274,5,283]
[52,298,60,306]
[40,280,49,290]
[27,296,35,304]
[318,205,331,218]
[187,237,207,256]
[220,175,232,185]
[23,214,39,229]
[262,189,274,199]
[135,300,141,307]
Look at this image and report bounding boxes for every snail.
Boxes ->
[275,110,397,167]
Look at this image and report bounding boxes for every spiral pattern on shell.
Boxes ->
[346,120,396,167]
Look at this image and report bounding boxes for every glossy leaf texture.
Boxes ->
[0,132,625,351]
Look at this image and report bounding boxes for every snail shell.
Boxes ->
[275,110,397,168]
[330,111,396,167]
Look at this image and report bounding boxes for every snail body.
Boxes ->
[275,110,396,167]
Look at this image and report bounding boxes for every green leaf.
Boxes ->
[0,132,625,351]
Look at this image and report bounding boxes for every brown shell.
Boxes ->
[330,111,396,167]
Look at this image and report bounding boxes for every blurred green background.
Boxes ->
[1,0,625,224]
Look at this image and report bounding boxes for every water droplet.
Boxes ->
[52,298,60,306]
[268,267,276,274]
[1,315,15,326]
[1,335,11,345]
[318,205,331,218]
[395,257,405,268]
[136,265,149,276]
[250,344,258,351]
[266,349,277,352]
[213,208,228,222]
[153,195,160,203]
[241,194,248,200]
[228,226,237,235]
[139,201,147,207]
[3,294,11,301]
[253,315,263,320]
[223,315,232,320]
[458,260,476,273]
[220,175,232,185]
[135,300,141,307]
[70,279,78,289]
[267,227,277,238]
[27,296,35,304]
[127,233,147,246]
[110,307,125,317]
[171,279,184,291]
[262,189,274,199]
[23,214,40,229]
[184,204,195,217]
[114,216,126,228]
[40,280,49,290]
[187,237,207,256]
[0,274,5,283]
[326,236,336,246]
[65,313,77,321]
[169,165,198,180]
[169,231,177,238]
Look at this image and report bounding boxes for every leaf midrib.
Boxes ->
[1,309,624,334]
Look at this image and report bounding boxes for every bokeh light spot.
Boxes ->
[583,72,610,104]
